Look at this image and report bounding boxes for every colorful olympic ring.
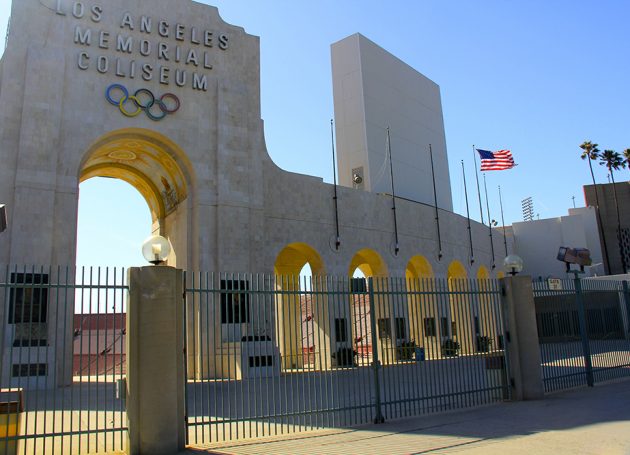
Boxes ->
[105,84,180,121]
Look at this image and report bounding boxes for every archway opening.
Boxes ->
[79,128,192,269]
[77,178,152,268]
[347,249,394,365]
[406,255,443,358]
[447,260,474,355]
[273,243,326,370]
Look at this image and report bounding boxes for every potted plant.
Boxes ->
[476,335,493,353]
[441,338,460,357]
[332,347,356,367]
[396,340,416,361]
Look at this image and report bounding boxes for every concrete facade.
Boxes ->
[511,207,604,278]
[332,34,453,211]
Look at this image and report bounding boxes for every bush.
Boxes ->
[442,339,460,357]
[332,347,356,367]
[476,335,493,353]
[396,340,416,361]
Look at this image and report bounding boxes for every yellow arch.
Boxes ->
[348,248,389,277]
[447,260,468,280]
[274,242,326,276]
[477,265,490,279]
[406,255,434,279]
[79,128,193,222]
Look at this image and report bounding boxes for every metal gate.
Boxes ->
[0,265,128,454]
[184,273,509,446]
[534,276,630,393]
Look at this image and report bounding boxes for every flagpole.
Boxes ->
[473,145,485,224]
[387,127,399,255]
[483,174,496,269]
[331,119,340,250]
[499,185,508,257]
[461,161,474,265]
[429,144,443,260]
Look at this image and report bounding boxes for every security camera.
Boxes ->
[352,173,363,185]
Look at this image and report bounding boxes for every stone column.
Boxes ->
[500,275,544,400]
[126,266,186,455]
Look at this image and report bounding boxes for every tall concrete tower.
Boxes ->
[331,33,453,211]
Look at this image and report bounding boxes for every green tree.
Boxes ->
[623,149,630,168]
[580,141,612,272]
[600,150,627,273]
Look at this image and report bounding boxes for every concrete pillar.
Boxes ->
[126,266,186,455]
[500,275,544,400]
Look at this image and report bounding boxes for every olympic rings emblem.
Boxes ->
[105,84,180,121]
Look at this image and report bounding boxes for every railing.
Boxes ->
[184,273,509,446]
[534,276,630,393]
[0,265,128,455]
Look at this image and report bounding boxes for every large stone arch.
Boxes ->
[405,255,444,358]
[348,248,389,278]
[79,128,195,268]
[274,243,327,370]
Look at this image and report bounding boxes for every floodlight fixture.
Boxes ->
[557,246,592,273]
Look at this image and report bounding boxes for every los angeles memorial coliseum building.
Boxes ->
[0,0,508,384]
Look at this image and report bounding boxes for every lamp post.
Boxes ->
[504,254,523,276]
[141,235,171,265]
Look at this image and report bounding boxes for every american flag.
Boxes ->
[476,149,515,171]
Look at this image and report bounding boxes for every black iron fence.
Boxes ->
[183,274,509,445]
[0,265,127,454]
[534,276,630,393]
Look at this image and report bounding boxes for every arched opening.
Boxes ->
[405,255,442,359]
[447,260,472,355]
[475,265,498,354]
[274,243,327,370]
[347,249,395,365]
[76,178,152,268]
[79,128,193,269]
[477,266,490,280]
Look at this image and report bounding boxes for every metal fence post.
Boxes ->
[573,273,594,387]
[368,277,385,423]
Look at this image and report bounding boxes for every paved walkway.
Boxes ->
[182,379,630,455]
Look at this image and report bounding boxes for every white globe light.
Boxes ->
[141,235,171,265]
[503,254,524,275]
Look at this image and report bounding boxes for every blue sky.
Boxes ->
[1,1,629,268]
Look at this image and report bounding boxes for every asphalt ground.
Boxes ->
[182,378,630,455]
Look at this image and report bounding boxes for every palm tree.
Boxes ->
[580,141,612,272]
[623,149,630,169]
[600,150,627,273]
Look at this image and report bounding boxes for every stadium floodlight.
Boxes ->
[557,246,592,273]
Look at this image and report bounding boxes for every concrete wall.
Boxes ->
[331,34,453,211]
[512,207,603,279]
